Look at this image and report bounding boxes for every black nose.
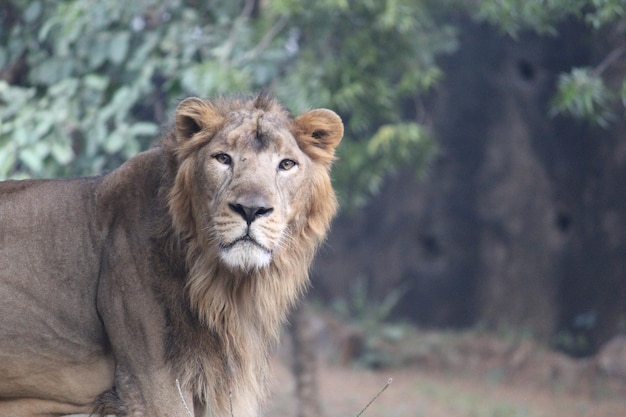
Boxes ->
[229,203,274,225]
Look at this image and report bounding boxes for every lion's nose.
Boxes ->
[229,203,274,225]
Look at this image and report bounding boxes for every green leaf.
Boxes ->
[19,142,50,173]
[23,2,43,23]
[29,59,74,86]
[50,140,74,165]
[109,31,130,64]
[83,74,109,91]
[103,131,126,155]
[128,122,159,138]
[550,67,614,127]
[0,145,17,178]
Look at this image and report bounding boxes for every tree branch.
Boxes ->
[221,0,257,63]
[238,15,290,65]
[592,45,626,77]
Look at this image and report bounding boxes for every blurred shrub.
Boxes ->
[1,0,623,206]
[0,0,449,210]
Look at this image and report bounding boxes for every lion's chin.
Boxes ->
[219,242,272,271]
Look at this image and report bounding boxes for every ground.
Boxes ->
[267,313,626,417]
[65,316,626,417]
[268,359,626,417]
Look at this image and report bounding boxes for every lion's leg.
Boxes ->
[96,235,199,416]
[100,364,195,417]
[91,288,192,417]
[92,386,126,416]
[94,315,196,417]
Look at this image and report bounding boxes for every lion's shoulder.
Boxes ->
[95,147,170,216]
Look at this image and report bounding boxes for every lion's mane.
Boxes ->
[158,94,340,416]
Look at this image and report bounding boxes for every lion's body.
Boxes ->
[0,177,114,416]
[0,95,343,417]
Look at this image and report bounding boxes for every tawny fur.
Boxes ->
[160,94,342,416]
[0,93,342,417]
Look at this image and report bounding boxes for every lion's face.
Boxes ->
[201,115,313,270]
[169,95,343,272]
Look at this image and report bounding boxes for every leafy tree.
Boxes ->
[0,0,267,178]
[0,0,448,211]
[476,0,626,127]
[265,0,453,208]
[1,0,623,206]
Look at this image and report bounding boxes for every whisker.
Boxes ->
[176,379,193,417]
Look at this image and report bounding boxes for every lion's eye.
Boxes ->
[213,153,232,165]
[278,159,297,171]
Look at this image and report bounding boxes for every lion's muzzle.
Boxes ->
[228,202,274,225]
[216,194,282,271]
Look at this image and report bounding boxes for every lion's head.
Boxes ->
[167,93,342,271]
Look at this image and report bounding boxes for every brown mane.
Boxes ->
[160,94,340,416]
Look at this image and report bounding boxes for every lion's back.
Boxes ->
[0,177,102,284]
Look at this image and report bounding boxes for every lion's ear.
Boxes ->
[293,109,343,165]
[175,97,224,142]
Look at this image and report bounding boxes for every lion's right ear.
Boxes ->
[292,109,344,166]
[175,97,224,142]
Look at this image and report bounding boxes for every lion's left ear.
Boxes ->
[175,97,224,142]
[292,109,343,165]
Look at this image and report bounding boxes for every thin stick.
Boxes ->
[355,378,393,417]
[592,45,626,77]
[176,379,193,417]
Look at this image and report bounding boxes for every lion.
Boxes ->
[0,93,343,417]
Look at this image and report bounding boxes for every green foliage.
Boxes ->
[0,0,450,211]
[553,311,596,356]
[476,0,625,36]
[2,0,624,207]
[476,0,626,128]
[0,0,281,178]
[336,122,435,209]
[331,277,410,368]
[476,0,588,36]
[332,277,405,331]
[586,0,626,29]
[267,0,452,208]
[550,67,615,127]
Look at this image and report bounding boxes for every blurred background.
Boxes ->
[1,1,625,416]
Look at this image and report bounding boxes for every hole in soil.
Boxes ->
[419,234,441,256]
[555,211,573,232]
[517,59,536,81]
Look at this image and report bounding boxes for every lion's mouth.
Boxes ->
[220,234,271,254]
